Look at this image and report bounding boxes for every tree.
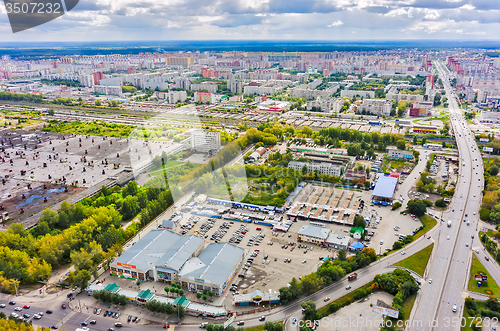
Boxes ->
[490,165,499,176]
[203,294,208,301]
[391,202,402,210]
[407,199,427,217]
[196,292,202,300]
[435,199,447,208]
[264,321,284,331]
[94,99,102,106]
[396,139,406,150]
[69,269,91,291]
[337,249,347,261]
[392,241,403,250]
[421,137,427,146]
[346,143,361,156]
[413,136,418,145]
[301,300,317,321]
[136,280,141,287]
[434,92,441,106]
[48,109,55,116]
[353,216,367,229]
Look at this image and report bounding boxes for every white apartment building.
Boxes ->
[288,161,342,177]
[190,84,218,93]
[307,97,343,113]
[94,85,122,96]
[227,80,243,94]
[167,91,187,104]
[340,90,375,98]
[357,99,392,116]
[191,129,221,153]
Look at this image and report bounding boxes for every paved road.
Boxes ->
[409,61,486,331]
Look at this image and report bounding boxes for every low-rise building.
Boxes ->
[387,148,413,160]
[344,170,367,181]
[109,230,204,282]
[325,232,350,250]
[297,225,330,246]
[288,161,342,177]
[479,110,500,124]
[349,227,364,240]
[178,243,244,297]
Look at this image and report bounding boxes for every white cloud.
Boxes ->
[327,20,344,27]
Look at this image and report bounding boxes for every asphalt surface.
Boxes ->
[409,61,486,331]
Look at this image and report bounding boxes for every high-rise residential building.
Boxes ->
[165,57,194,67]
[227,79,243,94]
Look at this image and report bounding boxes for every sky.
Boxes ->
[0,0,500,42]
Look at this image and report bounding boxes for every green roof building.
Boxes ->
[173,296,190,307]
[103,283,120,293]
[136,289,155,303]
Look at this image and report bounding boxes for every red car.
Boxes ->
[23,305,30,309]
[61,304,66,309]
[163,324,170,328]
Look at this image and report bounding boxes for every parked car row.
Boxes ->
[247,232,265,246]
[195,219,215,237]
[229,224,249,245]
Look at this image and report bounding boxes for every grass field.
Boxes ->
[467,254,500,297]
[413,215,437,241]
[393,244,434,276]
[400,293,417,325]
[147,160,186,173]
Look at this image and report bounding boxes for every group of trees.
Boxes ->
[479,157,500,224]
[92,289,128,306]
[0,175,177,291]
[145,299,185,318]
[464,296,500,330]
[203,324,244,331]
[41,79,80,87]
[0,91,44,103]
[279,248,377,304]
[374,269,419,320]
[243,165,302,206]
[406,199,432,217]
[267,150,294,167]
[0,318,49,331]
[164,282,185,297]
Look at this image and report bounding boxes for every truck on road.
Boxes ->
[348,273,358,281]
[447,220,452,227]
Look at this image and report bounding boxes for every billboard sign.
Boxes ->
[224,315,235,329]
[372,300,399,319]
[479,138,489,142]
[474,274,488,281]
[484,147,494,153]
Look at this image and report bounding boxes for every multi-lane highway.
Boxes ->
[410,61,486,330]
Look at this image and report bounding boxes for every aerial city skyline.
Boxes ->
[1,0,500,41]
[1,1,500,331]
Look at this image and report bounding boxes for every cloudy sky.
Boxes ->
[1,0,500,42]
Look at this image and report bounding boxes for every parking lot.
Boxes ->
[165,186,422,306]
